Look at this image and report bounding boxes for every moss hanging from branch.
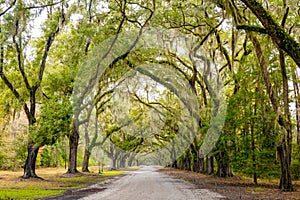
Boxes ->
[240,0,300,68]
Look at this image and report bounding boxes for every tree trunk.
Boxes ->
[291,67,300,145]
[172,160,178,169]
[216,156,226,177]
[250,33,293,191]
[120,155,127,168]
[199,157,204,173]
[179,160,184,170]
[277,48,293,191]
[206,153,214,175]
[251,97,258,185]
[109,145,117,170]
[67,121,79,173]
[23,142,39,178]
[110,157,116,170]
[128,154,135,167]
[82,121,90,172]
[251,126,257,185]
[216,151,233,177]
[176,157,183,170]
[22,105,39,178]
[192,157,200,172]
[191,141,200,172]
[128,157,133,167]
[184,151,191,171]
[226,163,233,177]
[171,141,177,166]
[82,148,91,172]
[277,143,293,191]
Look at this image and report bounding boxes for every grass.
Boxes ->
[0,166,129,200]
[0,188,65,200]
[101,171,125,176]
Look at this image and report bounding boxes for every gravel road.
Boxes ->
[80,166,227,200]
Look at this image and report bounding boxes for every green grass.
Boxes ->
[58,176,106,182]
[101,171,125,176]
[57,176,106,189]
[0,166,129,200]
[249,187,270,192]
[0,188,65,200]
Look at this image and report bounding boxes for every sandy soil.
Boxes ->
[80,166,227,200]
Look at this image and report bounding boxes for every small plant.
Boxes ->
[291,159,300,180]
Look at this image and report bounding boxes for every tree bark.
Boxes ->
[119,155,127,168]
[188,141,198,172]
[251,94,258,185]
[216,151,233,177]
[184,151,191,171]
[82,120,91,172]
[192,157,200,172]
[291,68,300,145]
[128,154,135,167]
[277,143,293,191]
[176,157,183,170]
[23,142,39,178]
[172,159,178,169]
[110,157,116,170]
[278,49,293,191]
[82,148,91,172]
[199,157,204,173]
[108,145,117,170]
[206,153,214,175]
[251,124,257,185]
[67,121,79,173]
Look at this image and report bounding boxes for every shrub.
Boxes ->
[291,159,300,180]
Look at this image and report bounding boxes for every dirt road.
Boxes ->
[80,166,227,200]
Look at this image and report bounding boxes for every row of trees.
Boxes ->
[0,0,299,192]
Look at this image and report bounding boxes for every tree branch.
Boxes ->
[281,7,289,27]
[12,19,31,91]
[24,0,64,10]
[35,7,65,90]
[236,25,267,34]
[249,33,278,113]
[0,27,21,100]
[131,92,171,116]
[240,0,300,67]
[0,0,17,17]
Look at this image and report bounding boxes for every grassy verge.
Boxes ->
[0,166,128,200]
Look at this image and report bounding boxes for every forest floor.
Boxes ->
[160,168,300,200]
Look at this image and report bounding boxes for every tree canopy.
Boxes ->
[0,0,299,192]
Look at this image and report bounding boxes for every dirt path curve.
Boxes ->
[80,166,227,200]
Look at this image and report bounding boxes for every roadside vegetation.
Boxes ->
[0,167,126,200]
